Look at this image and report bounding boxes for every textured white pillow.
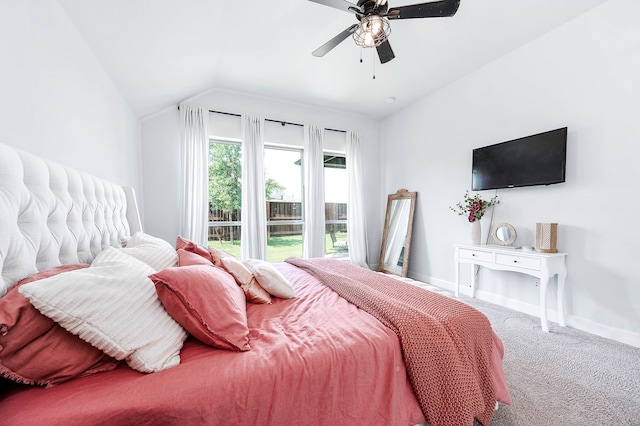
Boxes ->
[244,259,296,299]
[120,232,178,272]
[19,248,187,373]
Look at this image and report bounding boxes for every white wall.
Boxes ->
[0,0,140,190]
[380,0,640,346]
[140,89,382,263]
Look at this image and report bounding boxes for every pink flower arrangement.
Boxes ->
[450,191,499,223]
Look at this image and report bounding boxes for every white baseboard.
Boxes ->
[474,289,543,317]
[408,272,451,291]
[566,315,640,348]
[406,274,640,349]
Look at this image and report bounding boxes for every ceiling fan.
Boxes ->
[309,0,460,64]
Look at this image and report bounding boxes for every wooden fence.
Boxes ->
[208,201,346,241]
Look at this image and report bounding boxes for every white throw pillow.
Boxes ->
[19,247,187,373]
[244,259,296,299]
[120,232,178,272]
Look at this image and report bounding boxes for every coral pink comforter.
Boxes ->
[287,258,511,426]
[0,263,426,426]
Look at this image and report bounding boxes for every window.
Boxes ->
[264,147,304,262]
[324,154,348,257]
[207,140,346,261]
[208,140,242,257]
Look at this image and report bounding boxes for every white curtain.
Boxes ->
[179,105,209,246]
[303,125,326,258]
[240,115,267,260]
[346,131,369,268]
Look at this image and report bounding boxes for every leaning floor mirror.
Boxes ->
[378,189,417,277]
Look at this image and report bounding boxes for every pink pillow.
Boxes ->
[175,235,190,249]
[219,257,272,304]
[176,236,213,264]
[0,265,119,388]
[150,265,251,351]
[178,249,214,267]
[208,247,235,267]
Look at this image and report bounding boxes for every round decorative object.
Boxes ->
[491,223,517,246]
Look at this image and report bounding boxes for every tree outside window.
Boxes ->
[208,142,242,255]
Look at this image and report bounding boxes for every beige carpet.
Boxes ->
[457,295,640,426]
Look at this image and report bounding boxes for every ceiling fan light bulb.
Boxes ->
[353,15,390,48]
[369,16,383,35]
[364,33,374,47]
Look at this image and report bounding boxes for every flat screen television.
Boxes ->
[472,127,567,191]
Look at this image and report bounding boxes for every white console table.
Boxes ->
[454,244,567,332]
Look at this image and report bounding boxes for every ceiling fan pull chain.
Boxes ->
[372,49,376,80]
[360,48,363,63]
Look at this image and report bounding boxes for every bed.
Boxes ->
[0,142,510,425]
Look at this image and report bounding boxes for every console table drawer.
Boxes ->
[459,249,493,263]
[496,253,541,271]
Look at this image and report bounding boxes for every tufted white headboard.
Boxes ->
[0,143,142,296]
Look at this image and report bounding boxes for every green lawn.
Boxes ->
[208,232,348,262]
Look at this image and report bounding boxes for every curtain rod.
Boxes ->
[177,105,346,134]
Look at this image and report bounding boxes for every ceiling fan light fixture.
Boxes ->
[353,15,390,48]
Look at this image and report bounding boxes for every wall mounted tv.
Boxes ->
[472,127,567,191]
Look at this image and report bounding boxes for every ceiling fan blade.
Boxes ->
[312,24,359,57]
[387,0,460,20]
[307,0,363,14]
[376,39,395,64]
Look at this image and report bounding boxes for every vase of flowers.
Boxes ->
[450,191,499,245]
[470,220,481,245]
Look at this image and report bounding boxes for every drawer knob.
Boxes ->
[513,260,519,263]
[472,254,476,257]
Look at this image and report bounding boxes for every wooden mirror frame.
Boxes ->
[378,189,417,277]
[491,222,517,246]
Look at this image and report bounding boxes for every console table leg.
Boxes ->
[557,270,567,327]
[470,265,479,298]
[454,252,460,297]
[540,277,550,332]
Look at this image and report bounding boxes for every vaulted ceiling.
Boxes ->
[58,0,608,119]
